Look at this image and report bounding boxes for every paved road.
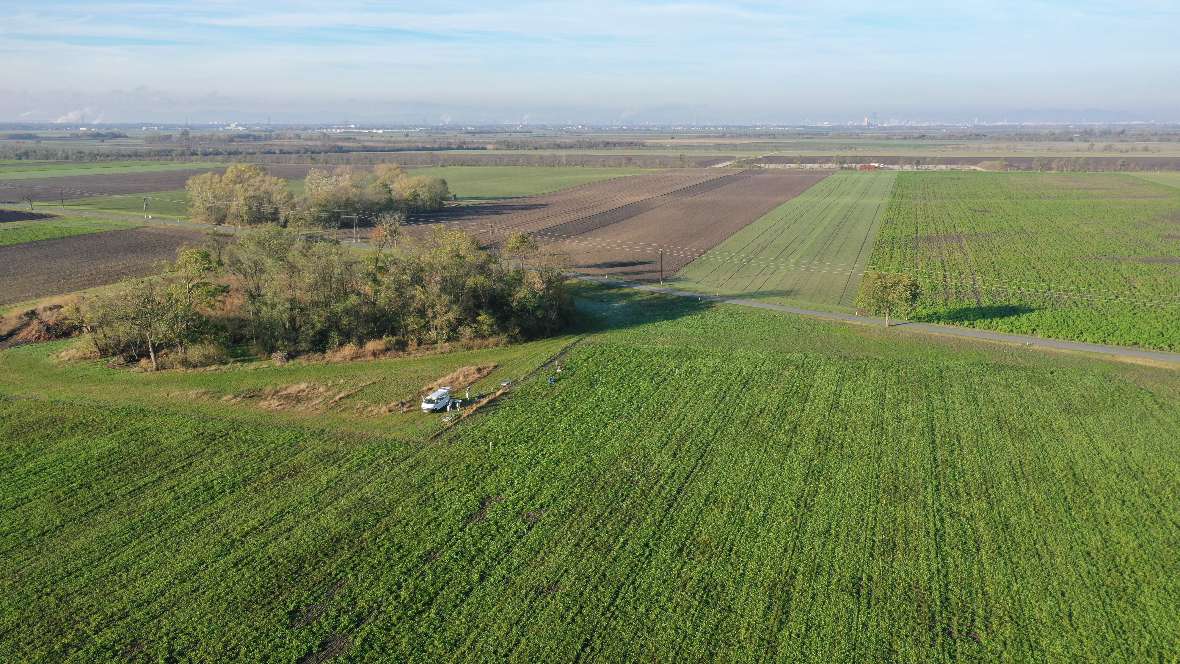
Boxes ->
[573,274,1180,367]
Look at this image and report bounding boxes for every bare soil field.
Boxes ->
[545,171,830,279]
[419,169,830,281]
[400,169,725,237]
[0,165,315,203]
[0,226,205,305]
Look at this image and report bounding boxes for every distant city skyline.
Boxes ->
[3,1,1180,124]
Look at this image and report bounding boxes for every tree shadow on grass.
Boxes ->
[581,260,651,270]
[726,288,798,301]
[569,281,714,334]
[920,304,1036,323]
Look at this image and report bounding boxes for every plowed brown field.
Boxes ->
[0,226,205,305]
[0,165,315,203]
[425,169,830,281]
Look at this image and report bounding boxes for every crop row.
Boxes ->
[675,171,895,307]
[2,299,1178,661]
[864,172,1180,349]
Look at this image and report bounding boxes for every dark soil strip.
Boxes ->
[0,164,315,202]
[554,171,830,281]
[533,171,746,240]
[0,210,58,223]
[0,226,206,305]
[297,634,351,664]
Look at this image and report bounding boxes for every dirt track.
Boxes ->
[0,165,316,203]
[0,226,206,305]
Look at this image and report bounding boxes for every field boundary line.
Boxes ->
[570,273,1180,366]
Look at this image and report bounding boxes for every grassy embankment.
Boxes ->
[0,216,142,246]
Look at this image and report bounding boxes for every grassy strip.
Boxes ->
[0,161,219,181]
[63,189,191,219]
[1134,172,1180,190]
[673,171,895,308]
[0,217,142,246]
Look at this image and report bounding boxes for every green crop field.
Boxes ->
[863,172,1180,350]
[0,161,218,180]
[1,284,1177,661]
[673,171,895,308]
[0,216,141,246]
[410,166,650,199]
[63,189,191,219]
[1135,172,1180,190]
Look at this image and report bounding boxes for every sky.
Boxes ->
[2,0,1180,125]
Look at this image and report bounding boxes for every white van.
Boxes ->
[421,387,454,412]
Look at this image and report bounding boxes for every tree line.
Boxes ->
[81,227,571,370]
[185,163,450,228]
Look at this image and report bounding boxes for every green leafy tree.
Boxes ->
[301,166,367,228]
[503,232,539,270]
[185,164,293,226]
[84,256,225,370]
[856,272,922,328]
[393,175,450,211]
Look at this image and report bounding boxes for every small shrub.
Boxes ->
[181,342,230,368]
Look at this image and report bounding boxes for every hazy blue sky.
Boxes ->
[3,1,1180,124]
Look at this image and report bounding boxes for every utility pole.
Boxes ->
[60,189,65,208]
[659,250,664,284]
[143,197,149,219]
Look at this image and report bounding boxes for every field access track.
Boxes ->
[0,226,205,305]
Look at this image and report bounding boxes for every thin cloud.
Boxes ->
[3,1,1179,123]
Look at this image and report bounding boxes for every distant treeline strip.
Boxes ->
[754,155,1180,171]
[0,145,731,168]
